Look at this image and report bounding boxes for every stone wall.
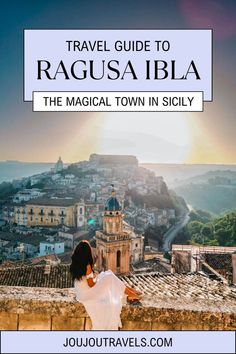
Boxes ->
[0,286,235,331]
[172,251,192,273]
[232,253,236,284]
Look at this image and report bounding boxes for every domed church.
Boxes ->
[95,186,144,274]
[54,156,64,173]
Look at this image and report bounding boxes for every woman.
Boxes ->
[70,240,141,330]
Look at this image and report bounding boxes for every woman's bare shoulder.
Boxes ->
[86,264,92,275]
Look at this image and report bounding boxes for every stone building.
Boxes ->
[89,153,138,166]
[171,244,236,284]
[24,198,77,227]
[14,198,87,228]
[95,189,144,274]
[39,239,65,257]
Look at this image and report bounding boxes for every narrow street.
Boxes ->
[162,212,190,252]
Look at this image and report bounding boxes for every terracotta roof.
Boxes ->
[0,264,72,288]
[0,260,31,268]
[132,259,170,273]
[31,254,60,265]
[120,272,236,303]
[57,252,72,264]
[0,264,236,306]
[26,198,77,207]
[0,232,46,246]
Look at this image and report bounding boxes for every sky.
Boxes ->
[0,0,236,164]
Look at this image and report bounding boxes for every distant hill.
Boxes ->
[141,163,236,187]
[0,161,55,183]
[142,164,236,215]
[173,170,236,214]
[174,170,236,187]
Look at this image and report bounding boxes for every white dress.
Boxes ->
[74,270,126,330]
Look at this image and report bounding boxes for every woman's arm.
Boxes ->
[86,264,97,288]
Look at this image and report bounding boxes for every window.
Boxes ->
[51,218,53,223]
[80,207,83,215]
[136,243,138,248]
[116,250,121,268]
[101,250,106,269]
[41,217,43,222]
[30,216,33,221]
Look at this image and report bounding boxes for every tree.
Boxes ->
[189,209,212,223]
[201,224,213,242]
[196,210,212,223]
[25,180,31,189]
[0,182,19,201]
[184,210,236,247]
[164,252,171,262]
[231,218,236,244]
[173,227,190,245]
[215,228,228,246]
[187,221,204,237]
[207,239,219,246]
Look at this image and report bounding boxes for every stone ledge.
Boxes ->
[0,286,235,330]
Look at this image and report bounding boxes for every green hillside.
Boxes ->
[174,210,236,247]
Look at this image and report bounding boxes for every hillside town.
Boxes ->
[0,154,182,266]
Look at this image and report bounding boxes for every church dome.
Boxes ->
[55,156,63,171]
[105,196,121,211]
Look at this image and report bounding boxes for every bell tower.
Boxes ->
[103,188,123,235]
[95,186,131,274]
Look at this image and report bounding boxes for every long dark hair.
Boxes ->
[70,240,94,281]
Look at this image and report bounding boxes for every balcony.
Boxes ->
[59,213,66,217]
[39,211,45,216]
[28,211,34,215]
[48,212,55,216]
[0,285,235,330]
